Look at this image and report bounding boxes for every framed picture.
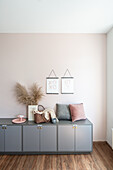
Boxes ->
[46,77,59,94]
[61,77,74,94]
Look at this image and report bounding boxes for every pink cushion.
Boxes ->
[69,103,86,122]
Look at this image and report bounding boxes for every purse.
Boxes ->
[34,105,50,124]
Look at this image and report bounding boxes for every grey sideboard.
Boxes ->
[0,118,93,154]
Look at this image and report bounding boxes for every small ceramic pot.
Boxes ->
[18,115,24,121]
[52,118,57,124]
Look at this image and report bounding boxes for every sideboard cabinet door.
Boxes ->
[23,126,40,152]
[75,125,92,152]
[0,126,4,152]
[5,126,22,152]
[40,125,57,152]
[58,125,74,152]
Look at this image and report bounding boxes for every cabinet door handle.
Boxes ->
[1,125,7,129]
[37,126,42,129]
[73,125,77,129]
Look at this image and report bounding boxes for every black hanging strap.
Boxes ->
[48,69,57,77]
[63,69,72,77]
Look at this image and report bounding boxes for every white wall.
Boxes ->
[0,33,106,141]
[107,27,113,147]
[0,0,113,33]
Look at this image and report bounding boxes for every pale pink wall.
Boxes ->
[0,33,106,141]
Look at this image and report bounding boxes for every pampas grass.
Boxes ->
[15,83,44,105]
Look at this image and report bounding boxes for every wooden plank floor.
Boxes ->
[0,142,113,170]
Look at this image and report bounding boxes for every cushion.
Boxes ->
[56,104,71,120]
[69,103,86,122]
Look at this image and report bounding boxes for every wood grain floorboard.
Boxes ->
[0,142,113,170]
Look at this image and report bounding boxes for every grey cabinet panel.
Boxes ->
[58,125,74,151]
[40,126,57,152]
[5,126,22,152]
[23,126,40,152]
[75,125,92,152]
[0,118,93,153]
[0,126,4,152]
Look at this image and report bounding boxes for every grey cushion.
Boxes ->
[56,104,71,120]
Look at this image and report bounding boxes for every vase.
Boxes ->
[28,105,38,121]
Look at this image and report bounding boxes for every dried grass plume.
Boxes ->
[15,83,44,105]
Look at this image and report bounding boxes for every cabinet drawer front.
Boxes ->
[75,125,92,152]
[5,126,22,152]
[40,126,57,152]
[23,126,40,152]
[58,125,74,151]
